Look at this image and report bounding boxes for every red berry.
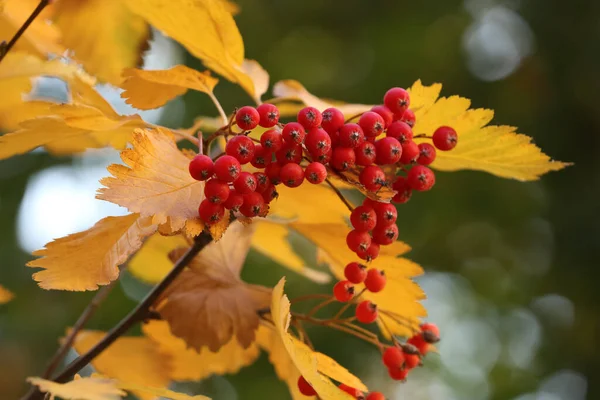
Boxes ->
[372,202,397,226]
[333,280,355,302]
[261,129,284,152]
[305,162,327,184]
[359,165,386,192]
[297,376,317,396]
[198,199,224,224]
[359,111,385,137]
[382,346,405,369]
[407,165,435,191]
[253,172,270,193]
[282,122,306,145]
[316,148,332,164]
[355,141,377,166]
[344,262,367,284]
[399,141,419,164]
[331,147,356,171]
[250,144,272,168]
[398,108,415,127]
[383,87,410,115]
[257,103,280,128]
[280,163,304,188]
[214,155,241,182]
[432,126,458,150]
[404,353,420,369]
[204,179,230,203]
[392,176,412,204]
[408,334,429,355]
[297,106,322,130]
[226,135,255,164]
[350,205,377,231]
[375,137,402,165]
[223,190,244,212]
[233,171,257,194]
[321,107,345,135]
[189,155,214,181]
[346,230,372,253]
[355,300,378,323]
[235,106,259,130]
[356,242,380,261]
[366,392,385,400]
[240,192,265,217]
[276,142,303,165]
[339,384,363,399]
[417,142,436,165]
[264,163,282,185]
[387,366,409,381]
[371,105,394,128]
[339,123,365,148]
[421,322,441,343]
[364,268,386,292]
[305,128,332,156]
[329,129,340,147]
[386,121,413,144]
[372,224,398,245]
[261,184,278,203]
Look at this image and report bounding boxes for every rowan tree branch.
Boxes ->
[0,0,51,63]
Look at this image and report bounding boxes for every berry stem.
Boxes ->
[208,92,229,126]
[293,313,383,349]
[344,111,365,123]
[289,293,332,305]
[324,178,355,212]
[0,0,50,63]
[413,134,432,139]
[377,314,401,347]
[170,128,201,147]
[292,320,314,349]
[306,297,336,317]
[333,288,366,320]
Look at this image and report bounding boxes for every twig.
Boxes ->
[332,288,366,320]
[24,231,214,400]
[344,112,365,124]
[41,283,116,379]
[306,298,335,318]
[208,92,228,126]
[324,178,354,212]
[289,293,331,305]
[0,0,51,63]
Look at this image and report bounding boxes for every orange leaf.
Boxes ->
[0,284,14,304]
[27,376,125,400]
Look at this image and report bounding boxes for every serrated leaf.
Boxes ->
[121,66,219,110]
[0,284,14,304]
[116,381,211,400]
[27,214,156,291]
[27,376,125,400]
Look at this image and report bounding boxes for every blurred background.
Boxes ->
[0,0,597,399]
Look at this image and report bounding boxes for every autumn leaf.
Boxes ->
[97,128,205,236]
[116,380,211,400]
[72,331,171,400]
[27,214,156,291]
[129,234,189,284]
[155,221,271,352]
[143,320,260,381]
[0,284,14,304]
[27,376,125,400]
[121,66,219,110]
[51,0,150,85]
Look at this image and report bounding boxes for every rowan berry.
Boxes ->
[189,154,214,181]
[261,184,278,203]
[240,192,265,217]
[371,105,394,128]
[276,142,303,165]
[304,162,327,184]
[383,87,410,115]
[346,230,372,253]
[233,172,257,194]
[382,346,405,369]
[372,224,398,245]
[356,242,380,261]
[350,205,377,231]
[282,122,306,145]
[339,384,364,399]
[392,176,412,204]
[407,165,435,191]
[214,155,241,182]
[387,366,408,381]
[204,179,230,203]
[339,123,365,148]
[364,268,386,292]
[407,334,429,355]
[355,300,378,323]
[386,121,413,144]
[344,262,367,284]
[223,190,244,212]
[421,322,440,343]
[404,353,420,369]
[316,148,332,164]
[264,163,282,185]
[297,106,322,130]
[375,137,402,165]
[355,141,377,166]
[372,202,397,226]
[432,126,458,150]
[257,103,279,127]
[366,392,385,400]
[253,172,270,193]
[305,128,332,156]
[321,107,345,135]
[333,280,355,302]
[359,111,385,137]
[331,147,356,171]
[250,144,271,168]
[417,143,436,165]
[198,199,225,224]
[297,376,317,396]
[399,141,419,165]
[280,163,304,188]
[359,165,386,192]
[235,106,259,130]
[397,108,416,127]
[261,129,284,152]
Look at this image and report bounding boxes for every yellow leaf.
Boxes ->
[0,285,14,304]
[270,278,359,400]
[123,0,265,101]
[27,376,125,400]
[239,59,269,103]
[121,66,219,110]
[314,352,367,392]
[116,380,211,400]
[143,320,260,381]
[27,214,156,291]
[272,80,372,116]
[252,222,331,283]
[407,80,570,181]
[156,221,271,352]
[129,234,189,284]
[51,0,150,85]
[97,128,204,235]
[73,331,171,400]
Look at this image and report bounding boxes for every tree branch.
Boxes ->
[0,0,51,63]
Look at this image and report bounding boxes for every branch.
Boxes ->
[24,231,214,400]
[0,0,51,63]
[324,178,354,212]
